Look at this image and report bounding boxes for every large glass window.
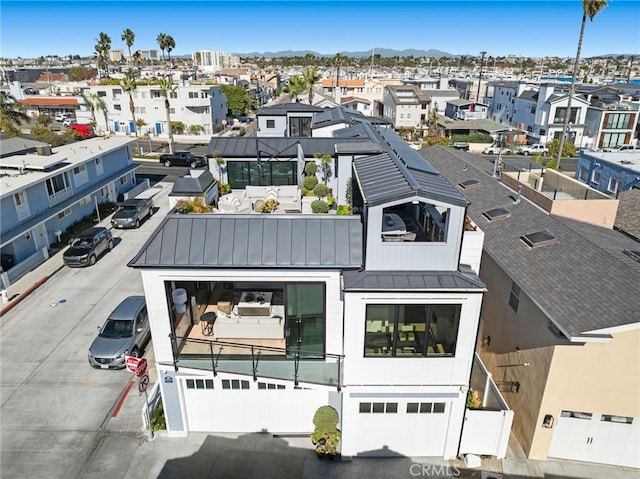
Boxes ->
[289,117,312,137]
[381,201,449,243]
[227,161,298,189]
[286,283,325,355]
[553,107,579,124]
[364,304,461,358]
[604,113,632,130]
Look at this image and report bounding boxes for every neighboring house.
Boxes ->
[436,118,509,139]
[425,145,640,469]
[444,99,489,121]
[575,149,640,197]
[340,96,372,116]
[0,134,48,158]
[382,84,430,129]
[321,78,365,98]
[582,86,639,150]
[0,137,139,288]
[127,105,514,460]
[84,84,227,136]
[168,169,218,210]
[17,94,83,119]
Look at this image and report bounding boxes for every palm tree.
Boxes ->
[0,91,29,136]
[193,51,201,81]
[81,91,98,125]
[556,0,607,170]
[95,95,109,134]
[121,28,135,67]
[94,32,111,78]
[156,33,168,63]
[132,50,143,71]
[283,75,306,102]
[121,69,138,138]
[165,35,176,68]
[302,66,321,105]
[158,77,177,153]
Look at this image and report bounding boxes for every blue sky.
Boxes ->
[1,1,638,59]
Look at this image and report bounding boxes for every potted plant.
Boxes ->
[311,405,341,459]
[244,292,255,303]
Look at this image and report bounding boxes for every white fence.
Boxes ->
[0,247,49,291]
[459,354,514,459]
[123,178,151,201]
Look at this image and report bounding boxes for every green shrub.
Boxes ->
[304,162,317,176]
[311,200,330,213]
[218,183,231,195]
[313,183,328,199]
[150,400,166,432]
[336,205,351,215]
[451,133,493,144]
[256,198,279,213]
[304,176,318,191]
[546,138,577,158]
[422,136,451,147]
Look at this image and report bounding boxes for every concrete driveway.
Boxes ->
[0,183,171,478]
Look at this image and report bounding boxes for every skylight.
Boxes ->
[521,230,557,248]
[483,207,511,221]
[459,179,480,189]
[623,249,640,263]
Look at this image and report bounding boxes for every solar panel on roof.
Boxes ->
[377,128,438,175]
[521,230,556,248]
[459,179,480,189]
[315,111,331,123]
[483,207,511,221]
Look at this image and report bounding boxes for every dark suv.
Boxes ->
[111,198,154,229]
[159,151,207,168]
[63,226,113,267]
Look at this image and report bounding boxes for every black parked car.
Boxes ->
[63,227,113,267]
[111,198,154,229]
[159,151,207,168]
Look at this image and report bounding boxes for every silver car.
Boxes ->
[88,296,151,369]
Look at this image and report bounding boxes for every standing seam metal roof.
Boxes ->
[128,215,363,269]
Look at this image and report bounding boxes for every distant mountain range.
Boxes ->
[238,48,455,59]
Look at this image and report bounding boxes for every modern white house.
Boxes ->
[84,83,227,137]
[127,105,513,460]
[382,84,430,129]
[0,136,139,289]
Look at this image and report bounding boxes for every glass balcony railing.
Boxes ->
[168,335,344,390]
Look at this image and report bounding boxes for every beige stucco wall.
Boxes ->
[530,328,640,460]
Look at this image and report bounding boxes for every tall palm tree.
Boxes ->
[0,91,29,136]
[556,0,607,170]
[302,66,321,105]
[156,33,168,63]
[81,91,98,125]
[193,51,201,81]
[283,75,306,102]
[158,77,177,153]
[121,28,135,67]
[132,50,143,71]
[121,69,138,138]
[165,35,176,68]
[94,32,111,78]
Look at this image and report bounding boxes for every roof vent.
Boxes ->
[483,207,511,221]
[459,179,480,189]
[35,145,52,156]
[521,230,557,248]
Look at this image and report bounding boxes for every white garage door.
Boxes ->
[548,410,640,468]
[351,400,450,457]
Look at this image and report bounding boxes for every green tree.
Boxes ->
[283,74,306,101]
[135,118,147,135]
[121,28,135,68]
[68,66,96,81]
[132,50,143,71]
[302,66,321,105]
[121,69,138,137]
[158,77,177,153]
[188,124,204,135]
[36,114,53,127]
[165,35,176,66]
[0,91,29,136]
[313,152,333,183]
[156,33,168,63]
[171,121,185,134]
[220,84,252,116]
[557,0,607,171]
[94,32,111,77]
[547,138,577,158]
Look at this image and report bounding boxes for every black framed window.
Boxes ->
[364,304,461,358]
[227,161,298,189]
[289,116,312,137]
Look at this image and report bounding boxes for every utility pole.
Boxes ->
[476,51,486,103]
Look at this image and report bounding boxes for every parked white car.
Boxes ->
[517,144,548,156]
[483,145,513,155]
[54,113,67,122]
[602,144,637,152]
